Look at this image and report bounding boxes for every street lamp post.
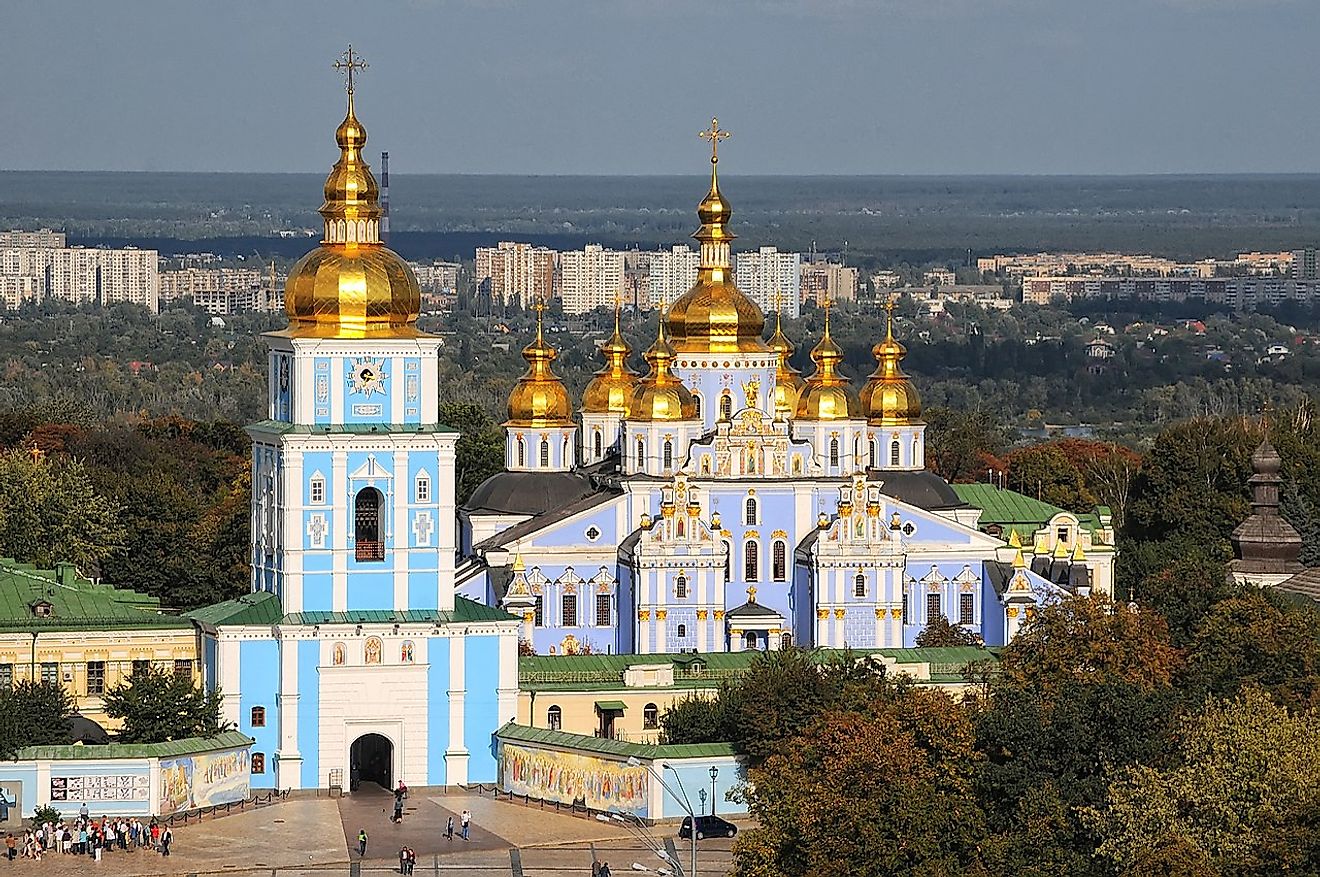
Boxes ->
[709,766,718,818]
[627,756,698,877]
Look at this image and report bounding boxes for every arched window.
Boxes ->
[829,438,840,468]
[745,631,758,650]
[636,437,645,466]
[562,438,570,467]
[252,752,266,775]
[517,436,526,468]
[354,487,384,561]
[780,632,792,649]
[415,473,430,503]
[724,541,732,582]
[719,392,733,421]
[540,439,550,468]
[663,439,673,470]
[890,440,901,467]
[773,540,787,581]
[913,436,920,464]
[745,497,758,525]
[693,393,702,420]
[250,706,266,728]
[593,429,602,458]
[745,541,759,581]
[675,575,688,598]
[677,623,687,638]
[869,440,877,468]
[547,705,562,731]
[855,573,866,597]
[643,703,659,729]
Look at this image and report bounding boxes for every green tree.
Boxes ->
[1134,554,1235,647]
[102,666,227,743]
[923,406,1010,483]
[659,689,739,745]
[1006,442,1094,513]
[915,614,980,647]
[0,681,76,759]
[0,449,125,574]
[1090,687,1320,875]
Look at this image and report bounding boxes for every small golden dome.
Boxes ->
[666,119,768,355]
[795,299,862,421]
[767,307,805,419]
[283,77,421,339]
[860,300,923,425]
[630,311,697,422]
[581,301,639,416]
[506,302,574,427]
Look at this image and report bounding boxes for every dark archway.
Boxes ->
[354,487,385,561]
[350,733,393,791]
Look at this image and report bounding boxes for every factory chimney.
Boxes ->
[381,151,391,245]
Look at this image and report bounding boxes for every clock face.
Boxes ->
[279,359,290,392]
[347,357,389,397]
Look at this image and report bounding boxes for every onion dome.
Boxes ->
[859,299,923,425]
[665,118,768,355]
[795,298,862,421]
[506,301,574,427]
[580,300,639,416]
[767,304,805,419]
[283,51,422,339]
[629,308,697,422]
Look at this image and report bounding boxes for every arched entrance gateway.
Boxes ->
[350,733,393,791]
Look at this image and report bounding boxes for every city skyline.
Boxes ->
[5,0,1320,176]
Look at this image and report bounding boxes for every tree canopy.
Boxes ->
[102,665,227,743]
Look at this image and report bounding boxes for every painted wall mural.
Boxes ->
[158,748,251,815]
[50,774,148,803]
[500,744,648,815]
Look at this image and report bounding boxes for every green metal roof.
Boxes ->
[247,420,459,436]
[187,591,283,627]
[594,700,628,711]
[496,722,735,760]
[0,559,189,633]
[281,597,516,627]
[952,483,1105,538]
[16,731,253,761]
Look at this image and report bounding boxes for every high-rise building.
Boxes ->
[159,267,266,305]
[0,275,43,310]
[474,241,555,308]
[735,246,801,317]
[558,245,626,315]
[0,229,65,249]
[0,246,158,312]
[647,246,700,309]
[1292,247,1318,280]
[800,261,859,305]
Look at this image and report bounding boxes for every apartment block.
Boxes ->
[0,229,66,249]
[475,242,555,308]
[647,245,700,309]
[801,261,859,305]
[558,245,626,315]
[735,246,801,317]
[1022,275,1320,309]
[0,276,43,310]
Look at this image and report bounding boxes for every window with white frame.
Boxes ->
[415,473,430,503]
[310,475,326,505]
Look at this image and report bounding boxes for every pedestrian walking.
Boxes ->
[445,815,454,840]
[160,827,172,857]
[5,833,15,861]
[406,846,416,875]
[460,809,471,841]
[357,829,368,857]
[592,859,601,877]
[398,846,407,874]
[599,861,611,877]
[392,797,404,824]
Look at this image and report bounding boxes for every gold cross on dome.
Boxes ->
[699,117,731,164]
[333,45,368,95]
[746,585,758,603]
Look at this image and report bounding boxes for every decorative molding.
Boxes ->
[834,608,846,619]
[1006,606,1020,618]
[816,609,829,619]
[889,607,902,618]
[656,609,668,621]
[874,608,886,619]
[639,610,651,621]
[696,609,708,620]
[713,610,725,620]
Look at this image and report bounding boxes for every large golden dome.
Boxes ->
[796,300,862,421]
[630,311,697,422]
[665,119,768,355]
[581,302,639,416]
[283,76,421,339]
[860,300,923,425]
[767,307,806,419]
[507,303,574,427]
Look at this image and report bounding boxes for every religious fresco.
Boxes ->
[158,747,250,815]
[500,743,649,815]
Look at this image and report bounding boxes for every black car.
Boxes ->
[679,815,737,840]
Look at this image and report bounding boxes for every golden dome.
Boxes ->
[283,68,421,339]
[665,118,768,355]
[629,310,697,422]
[860,299,923,425]
[506,302,574,427]
[795,299,862,421]
[767,306,805,419]
[581,301,639,416]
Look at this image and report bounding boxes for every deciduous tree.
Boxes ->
[0,681,75,759]
[102,666,227,743]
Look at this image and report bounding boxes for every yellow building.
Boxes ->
[517,648,997,742]
[0,560,199,731]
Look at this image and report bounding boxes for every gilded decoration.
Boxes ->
[714,610,725,620]
[656,609,669,620]
[506,300,574,427]
[860,297,923,426]
[890,607,902,618]
[697,609,708,620]
[875,608,886,619]
[816,609,829,619]
[834,608,846,619]
[580,297,638,415]
[1006,606,1020,618]
[639,610,651,621]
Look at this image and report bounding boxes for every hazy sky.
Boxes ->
[5,0,1319,175]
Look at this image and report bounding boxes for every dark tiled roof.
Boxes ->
[726,600,782,619]
[1277,568,1320,603]
[463,470,601,516]
[474,487,620,550]
[872,470,966,510]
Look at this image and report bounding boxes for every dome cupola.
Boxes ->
[506,300,574,427]
[580,300,639,416]
[629,308,697,422]
[860,299,923,425]
[795,298,862,421]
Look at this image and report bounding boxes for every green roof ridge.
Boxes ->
[0,559,190,632]
[15,731,253,761]
[495,722,736,760]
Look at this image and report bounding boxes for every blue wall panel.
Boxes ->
[239,639,279,789]
[297,640,321,789]
[463,636,501,782]
[426,637,451,786]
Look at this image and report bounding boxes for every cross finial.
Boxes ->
[334,45,368,96]
[533,296,547,339]
[883,295,896,337]
[747,585,757,603]
[699,117,731,165]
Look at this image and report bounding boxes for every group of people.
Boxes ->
[591,861,613,877]
[4,808,172,862]
[396,846,418,874]
[443,810,471,841]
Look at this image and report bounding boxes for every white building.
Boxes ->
[558,245,626,315]
[647,246,700,309]
[0,246,158,312]
[0,275,43,310]
[475,242,555,308]
[0,229,65,249]
[735,246,801,317]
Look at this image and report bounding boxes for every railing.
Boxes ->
[355,541,385,562]
[161,788,290,825]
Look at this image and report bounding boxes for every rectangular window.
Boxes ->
[960,593,975,625]
[416,476,430,503]
[252,753,266,775]
[926,593,942,622]
[310,478,325,505]
[1057,527,1070,544]
[534,596,543,627]
[40,662,58,685]
[596,593,611,626]
[902,594,908,625]
[561,594,578,627]
[0,664,12,687]
[173,659,194,679]
[132,659,151,677]
[86,661,106,696]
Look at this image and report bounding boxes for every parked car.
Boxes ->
[679,815,737,840]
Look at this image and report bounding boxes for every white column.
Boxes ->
[496,631,518,726]
[393,449,409,612]
[445,636,469,785]
[436,440,458,610]
[332,448,349,612]
[218,637,241,726]
[276,634,303,789]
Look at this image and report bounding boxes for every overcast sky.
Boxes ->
[5,0,1318,175]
